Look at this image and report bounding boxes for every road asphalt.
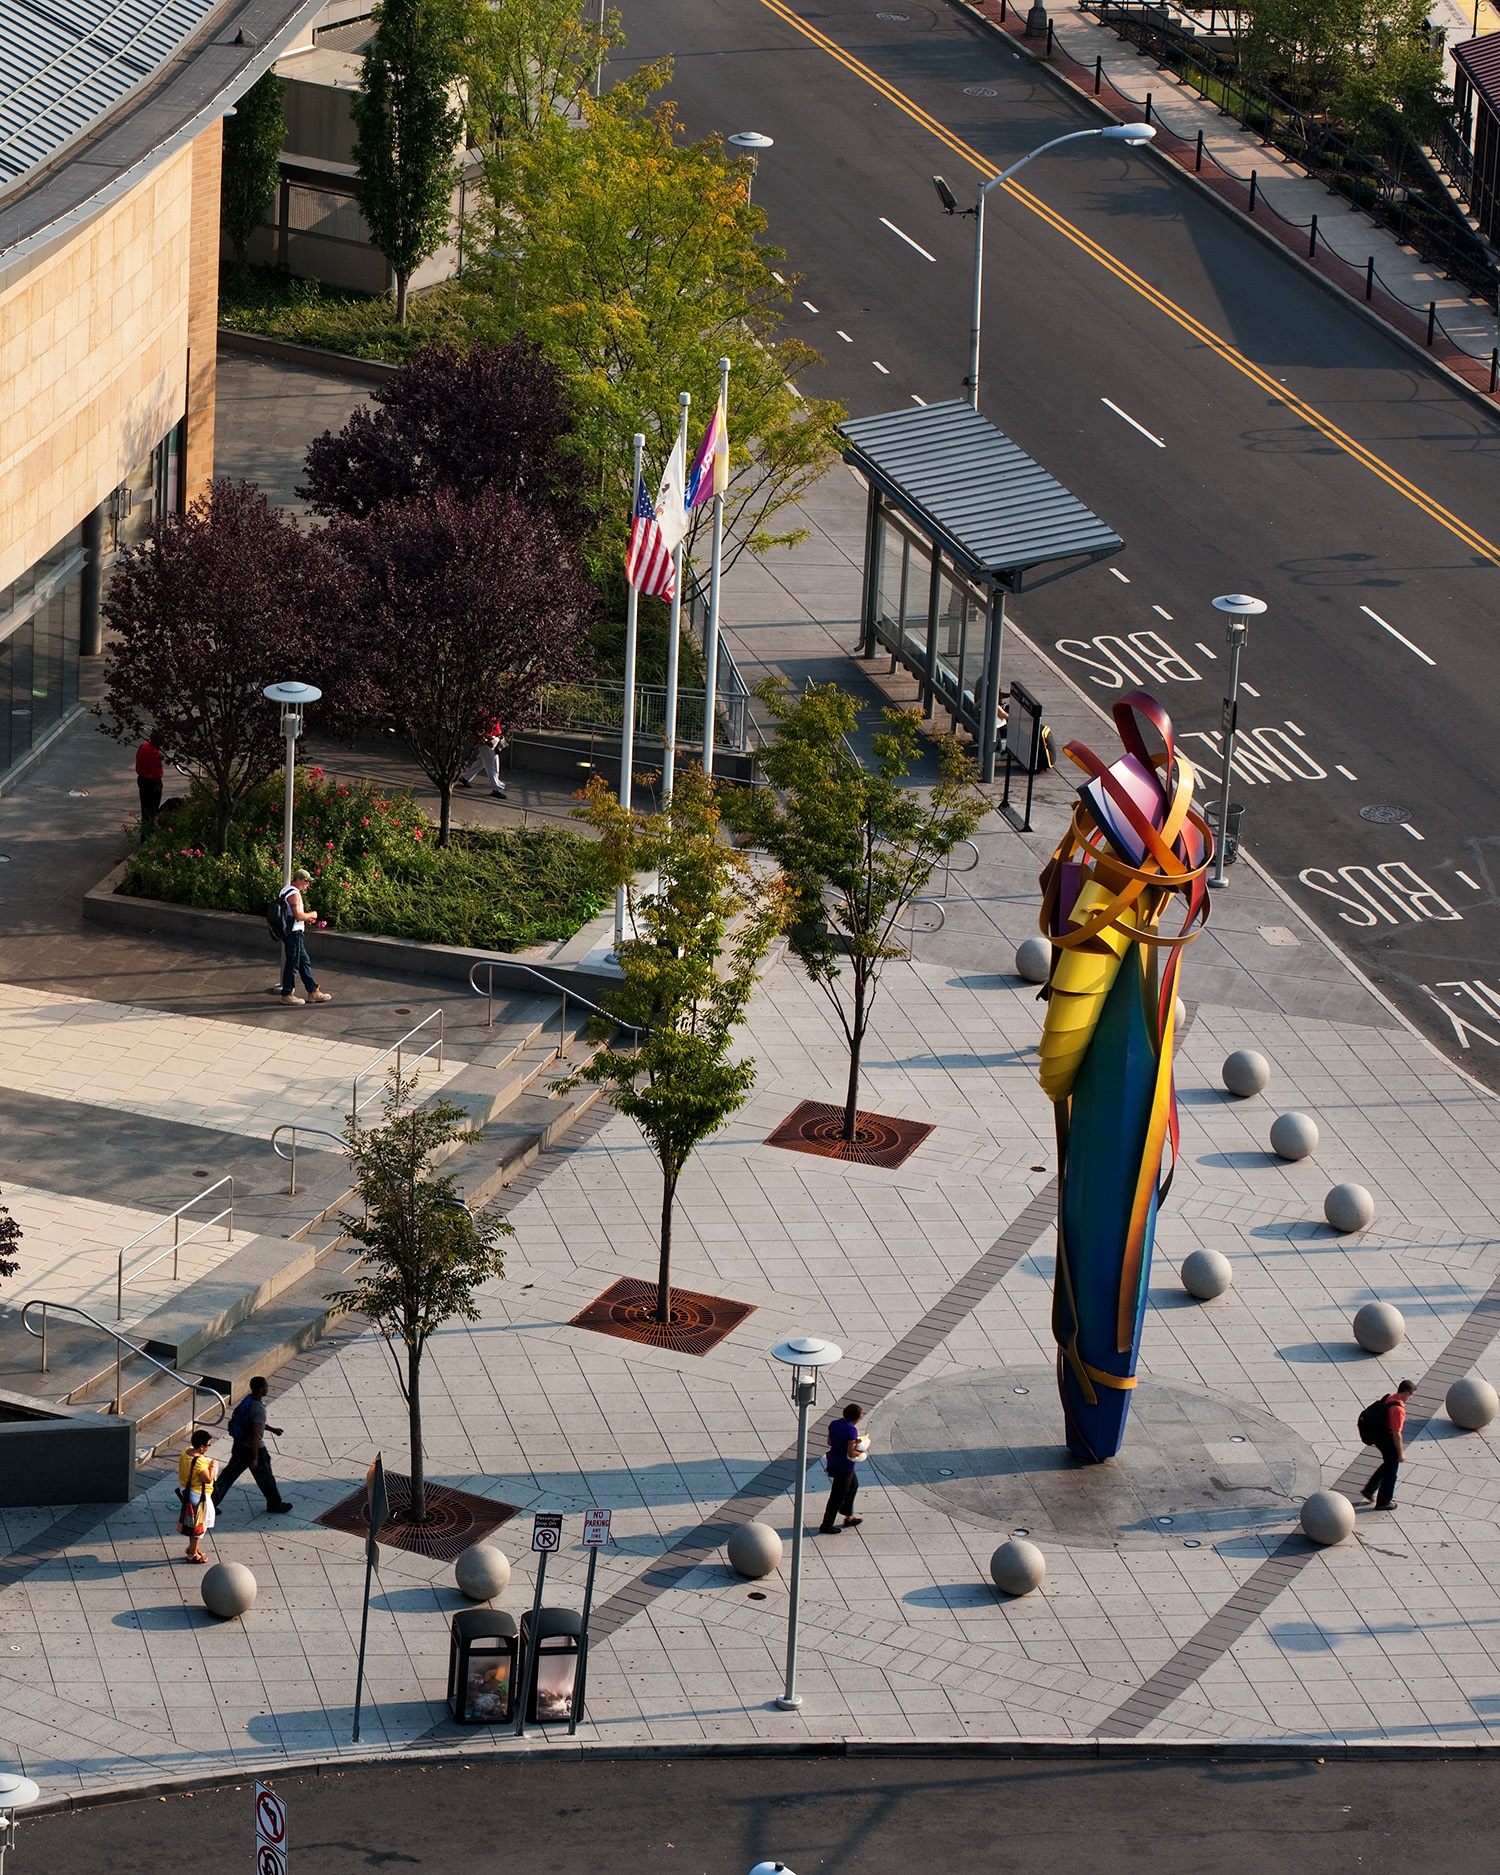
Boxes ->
[611,0,1500,1083]
[23,1753,1500,1874]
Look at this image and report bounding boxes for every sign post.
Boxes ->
[570,1508,612,1735]
[515,1513,562,1736]
[351,1454,388,1744]
[255,1783,287,1875]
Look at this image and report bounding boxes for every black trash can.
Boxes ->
[521,1607,583,1724]
[448,1608,519,1723]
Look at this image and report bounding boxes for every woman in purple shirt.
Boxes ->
[819,1402,867,1533]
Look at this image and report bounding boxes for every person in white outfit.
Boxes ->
[457,722,507,798]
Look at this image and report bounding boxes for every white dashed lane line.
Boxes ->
[911,393,927,404]
[1194,641,1218,660]
[1241,682,1260,697]
[1458,870,1480,889]
[1336,763,1357,779]
[1109,568,1131,584]
[1360,604,1436,666]
[803,300,819,312]
[879,216,936,262]
[836,330,853,343]
[1101,397,1165,447]
[1152,605,1173,620]
[873,361,890,374]
[1404,824,1426,841]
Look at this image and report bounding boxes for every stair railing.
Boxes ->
[21,1299,230,1424]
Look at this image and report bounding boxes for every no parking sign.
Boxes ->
[255,1783,287,1875]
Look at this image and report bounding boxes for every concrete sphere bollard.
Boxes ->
[1175,997,1188,1033]
[1269,1111,1319,1161]
[1015,936,1052,985]
[727,1521,783,1579]
[1300,1489,1356,1546]
[1446,1376,1499,1431]
[1325,1183,1375,1233]
[455,1543,511,1602]
[1222,1048,1271,1098]
[1181,1247,1234,1300]
[201,1560,257,1619]
[1353,1300,1405,1354]
[990,1537,1047,1597]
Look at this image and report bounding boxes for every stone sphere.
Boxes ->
[1300,1489,1356,1546]
[1325,1183,1375,1233]
[455,1543,511,1602]
[1446,1376,1499,1430]
[1175,997,1188,1033]
[727,1520,783,1579]
[989,1537,1047,1597]
[1015,936,1051,985]
[1222,1048,1271,1098]
[1269,1111,1319,1161]
[1353,1300,1405,1354]
[201,1560,257,1619]
[1181,1247,1234,1300]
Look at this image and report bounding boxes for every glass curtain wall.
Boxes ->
[0,527,83,780]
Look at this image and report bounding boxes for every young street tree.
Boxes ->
[722,683,985,1145]
[563,769,784,1325]
[300,339,575,523]
[328,1068,510,1526]
[220,69,285,277]
[459,0,623,155]
[99,481,344,852]
[338,485,596,843]
[0,1191,21,1288]
[352,0,462,322]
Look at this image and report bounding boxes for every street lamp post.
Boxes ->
[934,123,1156,410]
[0,1775,39,1875]
[769,1334,843,1712]
[263,681,322,889]
[728,131,774,203]
[1207,593,1266,889]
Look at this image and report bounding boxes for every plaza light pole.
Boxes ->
[728,131,774,203]
[263,681,322,889]
[1207,593,1266,889]
[0,1775,39,1875]
[933,123,1156,410]
[769,1334,842,1712]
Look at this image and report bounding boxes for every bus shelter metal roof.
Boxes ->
[840,399,1123,591]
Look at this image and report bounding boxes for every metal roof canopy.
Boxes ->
[1455,30,1500,119]
[840,399,1123,593]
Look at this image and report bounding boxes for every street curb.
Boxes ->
[25,1733,1500,1815]
[950,0,1500,421]
[216,327,399,382]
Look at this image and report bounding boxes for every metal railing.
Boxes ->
[22,1299,230,1425]
[896,897,946,955]
[115,1176,234,1320]
[468,960,643,1051]
[541,675,754,755]
[271,1122,347,1195]
[935,838,981,896]
[350,1009,444,1124]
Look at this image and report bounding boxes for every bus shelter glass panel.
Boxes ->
[874,510,908,645]
[900,534,932,668]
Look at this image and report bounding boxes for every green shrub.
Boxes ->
[121,769,605,950]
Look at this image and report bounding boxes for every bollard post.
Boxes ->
[1366,256,1375,300]
[1248,169,1257,211]
[1308,214,1317,257]
[1046,17,1054,52]
[1427,301,1436,346]
[1491,348,1498,395]
[1095,53,1103,91]
[1195,127,1203,170]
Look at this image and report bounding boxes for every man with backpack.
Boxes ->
[270,869,332,1006]
[1359,1378,1416,1509]
[212,1376,293,1516]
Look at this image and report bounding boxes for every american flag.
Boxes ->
[625,471,675,600]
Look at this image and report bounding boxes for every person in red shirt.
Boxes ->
[1362,1378,1415,1509]
[456,717,507,799]
[135,737,164,828]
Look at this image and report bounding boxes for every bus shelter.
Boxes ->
[840,401,1123,781]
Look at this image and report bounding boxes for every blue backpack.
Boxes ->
[266,889,295,945]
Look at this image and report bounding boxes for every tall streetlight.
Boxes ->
[769,1333,843,1712]
[263,681,322,889]
[1206,594,1265,888]
[933,123,1156,410]
[0,1775,39,1875]
[729,131,774,203]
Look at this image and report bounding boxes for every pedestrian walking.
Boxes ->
[212,1376,294,1516]
[177,1428,217,1563]
[455,718,507,798]
[818,1402,869,1533]
[275,869,332,1007]
[1360,1377,1416,1509]
[135,735,164,828]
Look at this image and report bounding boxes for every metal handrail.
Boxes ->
[468,960,644,1052]
[271,1122,347,1195]
[936,838,981,897]
[21,1299,229,1425]
[115,1176,234,1320]
[350,1009,444,1124]
[896,897,946,955]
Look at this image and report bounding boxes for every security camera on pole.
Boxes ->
[263,681,322,888]
[769,1334,842,1711]
[1207,594,1266,888]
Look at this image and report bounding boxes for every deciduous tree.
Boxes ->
[220,70,285,277]
[722,683,984,1144]
[0,1191,20,1286]
[459,0,622,154]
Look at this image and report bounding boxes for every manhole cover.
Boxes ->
[878,10,910,17]
[68,790,90,798]
[963,83,998,94]
[1360,804,1411,824]
[765,1098,933,1169]
[570,1276,755,1356]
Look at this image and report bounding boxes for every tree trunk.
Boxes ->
[842,966,868,1143]
[395,271,410,323]
[407,1343,425,1524]
[656,1168,677,1324]
[214,788,234,855]
[438,780,452,846]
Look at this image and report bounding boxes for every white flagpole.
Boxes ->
[616,430,645,954]
[701,357,731,784]
[662,391,690,804]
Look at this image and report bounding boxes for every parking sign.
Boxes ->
[532,1512,563,1552]
[582,1507,612,1547]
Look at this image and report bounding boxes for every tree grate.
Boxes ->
[764,1099,934,1169]
[569,1277,755,1356]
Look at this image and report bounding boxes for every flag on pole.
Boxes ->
[655,434,689,554]
[687,397,730,508]
[625,472,675,599]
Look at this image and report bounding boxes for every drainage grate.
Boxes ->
[765,1099,934,1170]
[570,1276,755,1356]
[317,1472,520,1561]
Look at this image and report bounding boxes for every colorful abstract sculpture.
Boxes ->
[1035,693,1212,1463]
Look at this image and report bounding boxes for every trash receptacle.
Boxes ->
[521,1607,583,1723]
[448,1608,519,1723]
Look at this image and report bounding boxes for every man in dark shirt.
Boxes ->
[819,1402,866,1533]
[1362,1378,1415,1509]
[212,1376,293,1515]
[135,737,164,828]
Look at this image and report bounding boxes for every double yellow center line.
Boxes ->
[757,0,1500,571]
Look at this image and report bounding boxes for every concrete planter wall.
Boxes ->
[0,1390,135,1506]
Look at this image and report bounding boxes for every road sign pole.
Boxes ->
[351,1543,375,1743]
[351,1453,387,1745]
[516,1548,549,1735]
[570,1545,599,1737]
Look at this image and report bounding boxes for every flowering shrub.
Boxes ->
[121,771,605,950]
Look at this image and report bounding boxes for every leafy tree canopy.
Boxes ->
[459,0,623,152]
[221,71,285,272]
